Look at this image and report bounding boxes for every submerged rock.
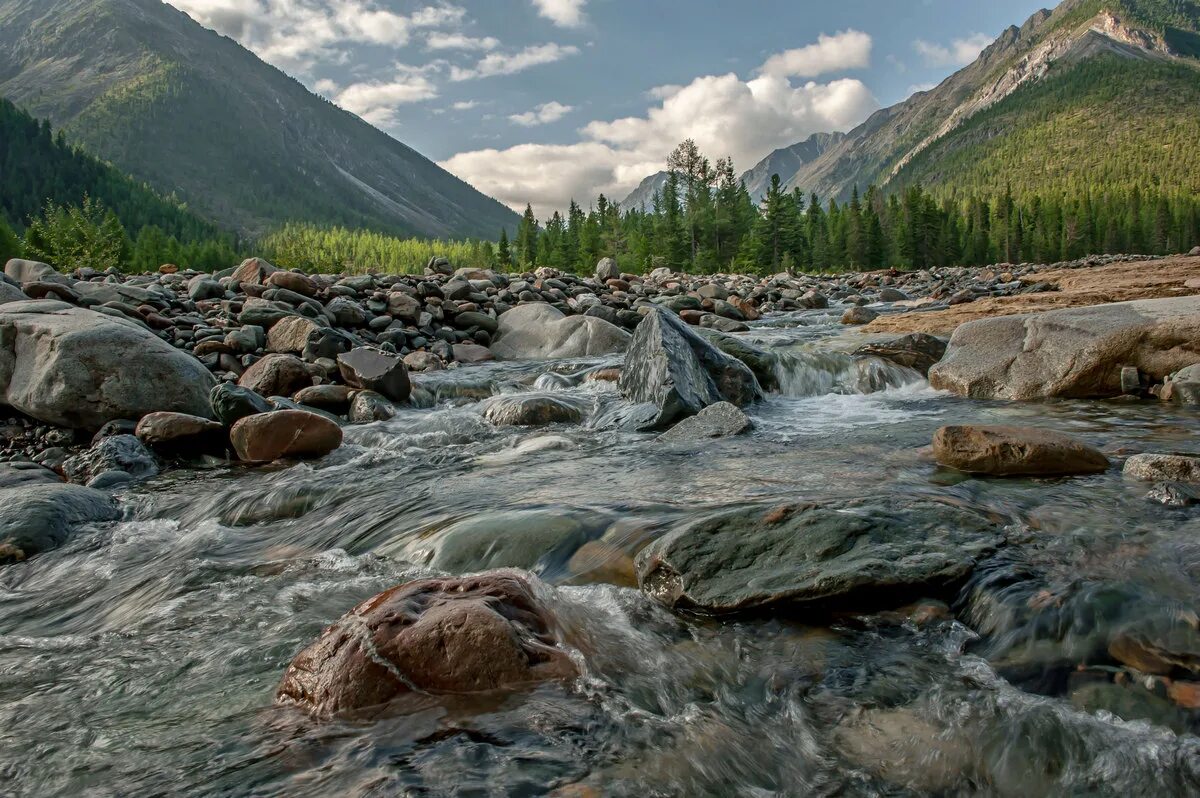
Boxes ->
[929,296,1200,400]
[657,402,751,443]
[276,571,578,716]
[1124,454,1200,484]
[490,303,630,360]
[62,434,158,484]
[229,409,342,462]
[635,498,1004,613]
[482,394,583,426]
[406,509,599,574]
[0,483,119,564]
[619,306,760,429]
[852,333,947,377]
[932,425,1109,477]
[0,300,216,430]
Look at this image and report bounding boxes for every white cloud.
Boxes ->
[441,59,878,217]
[452,100,480,110]
[913,33,992,67]
[532,0,587,28]
[509,101,575,126]
[907,82,937,95]
[313,78,340,96]
[759,30,872,78]
[167,0,465,73]
[334,68,439,127]
[426,31,499,51]
[450,43,580,81]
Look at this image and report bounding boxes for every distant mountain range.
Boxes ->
[0,0,520,240]
[626,0,1200,207]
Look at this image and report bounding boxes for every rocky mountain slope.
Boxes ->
[0,0,520,239]
[739,132,847,201]
[751,0,1200,202]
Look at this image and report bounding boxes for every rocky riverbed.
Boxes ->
[2,251,1200,795]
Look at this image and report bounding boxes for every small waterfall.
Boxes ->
[771,350,924,398]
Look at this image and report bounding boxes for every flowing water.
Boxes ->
[3,305,1200,796]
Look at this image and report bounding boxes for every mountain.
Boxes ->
[739,132,846,201]
[0,96,222,242]
[752,0,1200,202]
[0,0,520,240]
[619,172,670,211]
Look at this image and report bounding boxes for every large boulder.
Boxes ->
[0,301,216,430]
[231,257,277,286]
[490,303,630,360]
[635,498,1004,613]
[4,259,69,285]
[692,328,779,391]
[276,571,577,716]
[0,281,29,306]
[619,306,761,429]
[932,425,1109,476]
[853,333,947,377]
[595,257,620,282]
[238,353,312,398]
[0,483,119,564]
[337,347,411,402]
[229,409,342,462]
[929,297,1200,400]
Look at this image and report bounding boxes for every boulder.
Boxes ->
[62,434,158,484]
[348,390,395,423]
[4,259,69,285]
[135,412,226,453]
[452,342,494,363]
[657,402,751,442]
[490,303,630,360]
[635,498,1004,613]
[1160,363,1200,405]
[211,383,272,427]
[693,328,779,391]
[338,347,411,402]
[618,306,760,429]
[231,257,277,286]
[0,462,61,489]
[0,281,30,305]
[229,409,342,462]
[0,483,119,564]
[1124,453,1200,484]
[482,394,583,426]
[453,311,498,334]
[293,384,352,412]
[325,296,368,327]
[267,270,317,296]
[932,425,1109,476]
[276,571,577,716]
[406,510,599,574]
[841,306,879,325]
[595,257,620,282]
[929,297,1200,400]
[238,353,313,398]
[853,333,947,376]
[267,316,322,354]
[0,301,216,430]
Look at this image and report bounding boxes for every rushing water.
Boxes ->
[3,305,1200,796]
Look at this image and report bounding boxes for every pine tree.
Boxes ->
[515,204,539,268]
[0,216,21,263]
[497,228,512,269]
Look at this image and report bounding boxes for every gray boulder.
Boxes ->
[338,347,411,402]
[930,297,1200,400]
[1124,453,1200,484]
[693,328,779,391]
[635,498,1004,613]
[348,390,396,423]
[4,259,69,285]
[62,434,158,484]
[0,281,29,306]
[0,301,216,430]
[595,257,620,282]
[657,402,751,443]
[0,483,120,564]
[403,509,601,574]
[619,306,761,429]
[490,303,631,360]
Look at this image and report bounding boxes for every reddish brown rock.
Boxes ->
[932,425,1109,476]
[229,410,342,462]
[231,257,277,286]
[267,270,318,296]
[276,571,577,716]
[135,411,225,452]
[238,353,313,397]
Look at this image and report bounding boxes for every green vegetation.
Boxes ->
[259,223,496,275]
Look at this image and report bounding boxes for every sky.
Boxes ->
[167,0,1051,218]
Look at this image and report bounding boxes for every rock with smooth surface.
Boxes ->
[932,425,1109,476]
[0,483,119,564]
[337,347,411,402]
[490,303,630,360]
[211,383,272,427]
[841,306,879,325]
[657,402,751,442]
[0,301,216,429]
[238,353,313,398]
[635,498,1003,613]
[929,297,1200,400]
[229,409,342,462]
[135,412,225,452]
[275,571,577,716]
[482,394,583,426]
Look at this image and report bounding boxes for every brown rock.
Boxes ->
[238,354,313,397]
[275,571,577,716]
[933,425,1109,476]
[678,309,706,325]
[135,411,225,452]
[229,409,342,462]
[231,257,277,286]
[158,263,179,275]
[1123,453,1200,484]
[266,316,321,354]
[567,541,637,588]
[841,306,879,325]
[584,367,621,383]
[452,342,495,363]
[267,270,318,297]
[1109,634,1176,675]
[293,384,353,411]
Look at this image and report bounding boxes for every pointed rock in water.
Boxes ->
[657,402,751,442]
[229,409,342,462]
[635,498,1004,613]
[932,425,1109,476]
[0,483,119,565]
[62,434,158,484]
[0,300,216,430]
[619,306,760,429]
[276,571,578,716]
[338,347,411,402]
[692,327,779,391]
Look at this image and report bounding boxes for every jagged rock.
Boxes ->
[0,483,119,564]
[325,296,368,327]
[692,328,778,391]
[853,333,947,376]
[267,315,322,354]
[932,425,1109,476]
[0,300,215,430]
[635,498,1003,613]
[619,306,760,429]
[231,257,277,286]
[657,402,751,442]
[62,434,158,484]
[490,303,630,360]
[275,571,577,716]
[930,297,1200,400]
[229,409,342,462]
[337,347,411,402]
[595,257,620,282]
[238,353,313,398]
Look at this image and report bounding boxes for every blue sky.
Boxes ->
[169,0,1050,215]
